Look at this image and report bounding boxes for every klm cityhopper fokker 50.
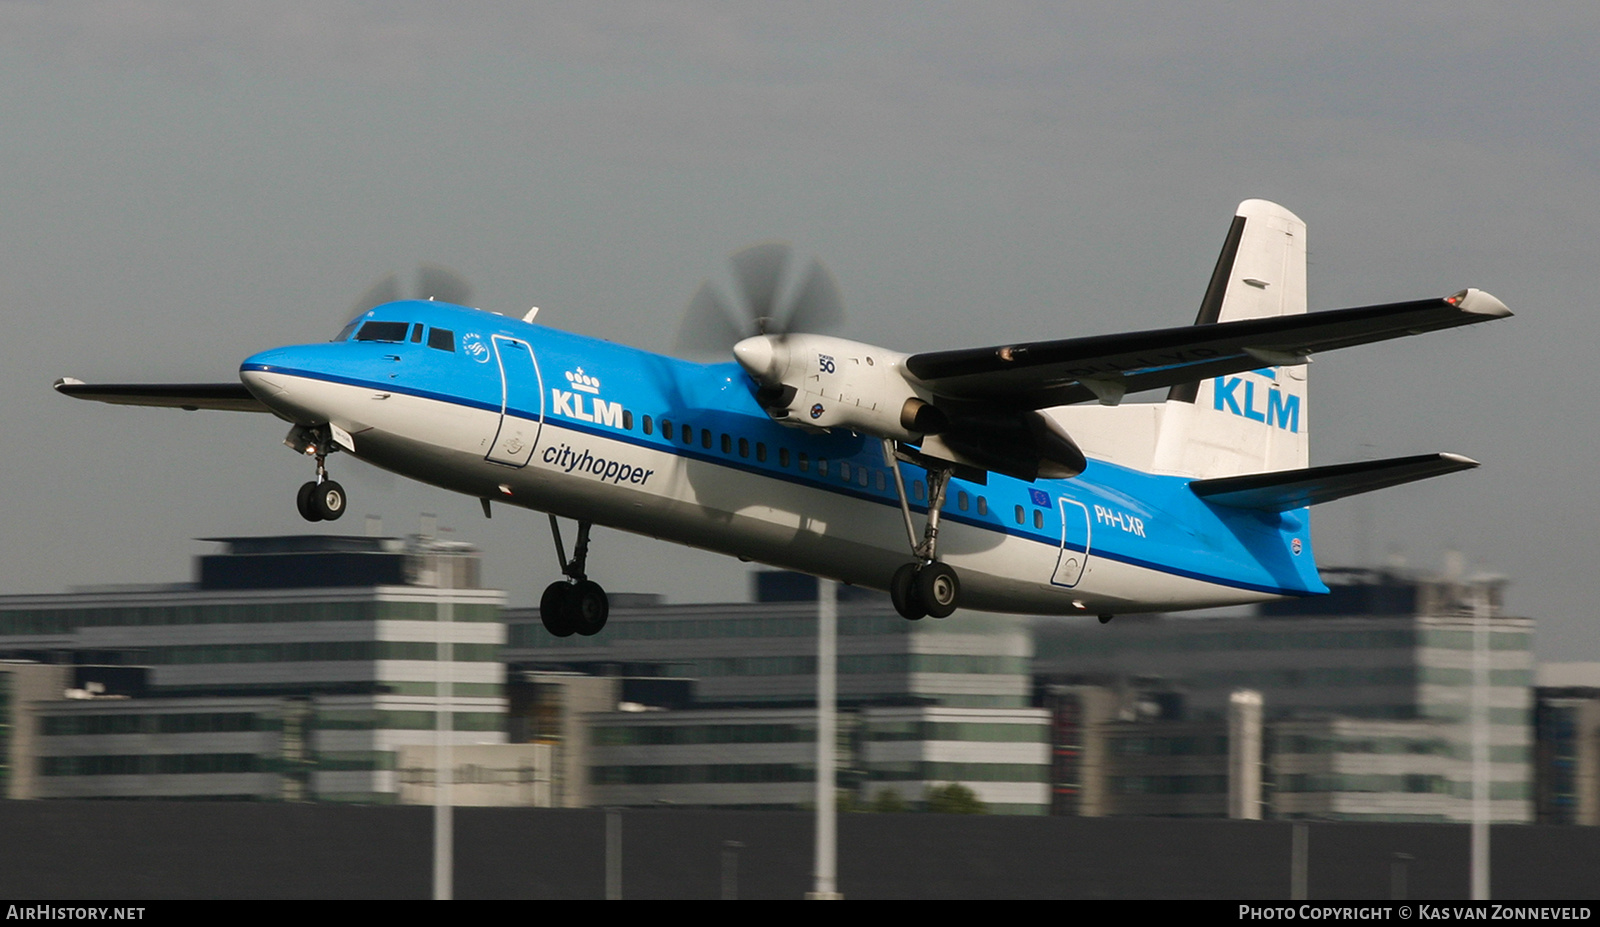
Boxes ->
[57,200,1510,636]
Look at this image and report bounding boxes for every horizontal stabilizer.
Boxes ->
[54,378,270,413]
[1189,453,1479,511]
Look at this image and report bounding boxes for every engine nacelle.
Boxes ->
[734,332,1085,481]
[734,334,938,442]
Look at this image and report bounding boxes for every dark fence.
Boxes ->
[0,802,1595,900]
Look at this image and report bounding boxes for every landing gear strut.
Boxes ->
[884,440,962,621]
[540,515,609,637]
[290,425,346,522]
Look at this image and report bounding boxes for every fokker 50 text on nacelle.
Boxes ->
[58,200,1511,636]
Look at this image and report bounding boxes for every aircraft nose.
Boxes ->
[239,348,295,401]
[239,346,333,423]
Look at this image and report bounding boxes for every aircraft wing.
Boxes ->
[902,289,1510,408]
[53,378,271,413]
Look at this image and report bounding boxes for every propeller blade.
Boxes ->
[350,273,401,316]
[729,241,791,325]
[674,279,747,357]
[416,263,473,306]
[783,259,844,335]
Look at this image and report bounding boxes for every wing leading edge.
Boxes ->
[904,289,1511,409]
[53,378,271,413]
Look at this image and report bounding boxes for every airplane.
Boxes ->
[56,200,1511,636]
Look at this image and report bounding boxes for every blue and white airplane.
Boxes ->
[57,200,1510,636]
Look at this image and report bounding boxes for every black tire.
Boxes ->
[314,480,347,521]
[296,481,323,522]
[540,582,576,637]
[916,561,960,619]
[572,580,610,636]
[890,562,927,621]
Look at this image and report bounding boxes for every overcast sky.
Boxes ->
[4,3,1595,657]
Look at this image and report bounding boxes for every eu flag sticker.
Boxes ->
[1029,488,1050,507]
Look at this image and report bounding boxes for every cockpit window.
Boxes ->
[334,319,361,342]
[428,328,455,352]
[354,321,411,343]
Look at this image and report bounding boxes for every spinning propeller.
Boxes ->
[349,262,474,317]
[673,242,844,357]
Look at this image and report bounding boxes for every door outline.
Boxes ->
[1051,497,1092,587]
[485,335,544,467]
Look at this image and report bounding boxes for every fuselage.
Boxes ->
[239,300,1327,616]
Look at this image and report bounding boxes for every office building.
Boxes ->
[1034,566,1534,823]
[0,533,506,803]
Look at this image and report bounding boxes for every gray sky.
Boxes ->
[4,3,1595,657]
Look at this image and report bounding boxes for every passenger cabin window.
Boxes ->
[977,497,988,516]
[1033,509,1045,529]
[662,420,674,441]
[427,328,455,352]
[958,491,969,512]
[354,321,411,343]
[643,416,654,436]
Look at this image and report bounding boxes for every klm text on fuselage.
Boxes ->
[552,389,624,428]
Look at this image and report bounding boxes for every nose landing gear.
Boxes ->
[296,478,347,522]
[287,424,346,522]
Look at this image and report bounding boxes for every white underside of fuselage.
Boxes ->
[244,370,1279,617]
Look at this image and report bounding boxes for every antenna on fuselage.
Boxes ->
[523,306,540,323]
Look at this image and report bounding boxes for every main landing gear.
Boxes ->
[884,440,961,621]
[540,515,610,637]
[291,425,346,522]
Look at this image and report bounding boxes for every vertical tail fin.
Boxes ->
[1152,200,1309,479]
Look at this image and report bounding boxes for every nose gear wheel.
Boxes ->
[289,425,347,522]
